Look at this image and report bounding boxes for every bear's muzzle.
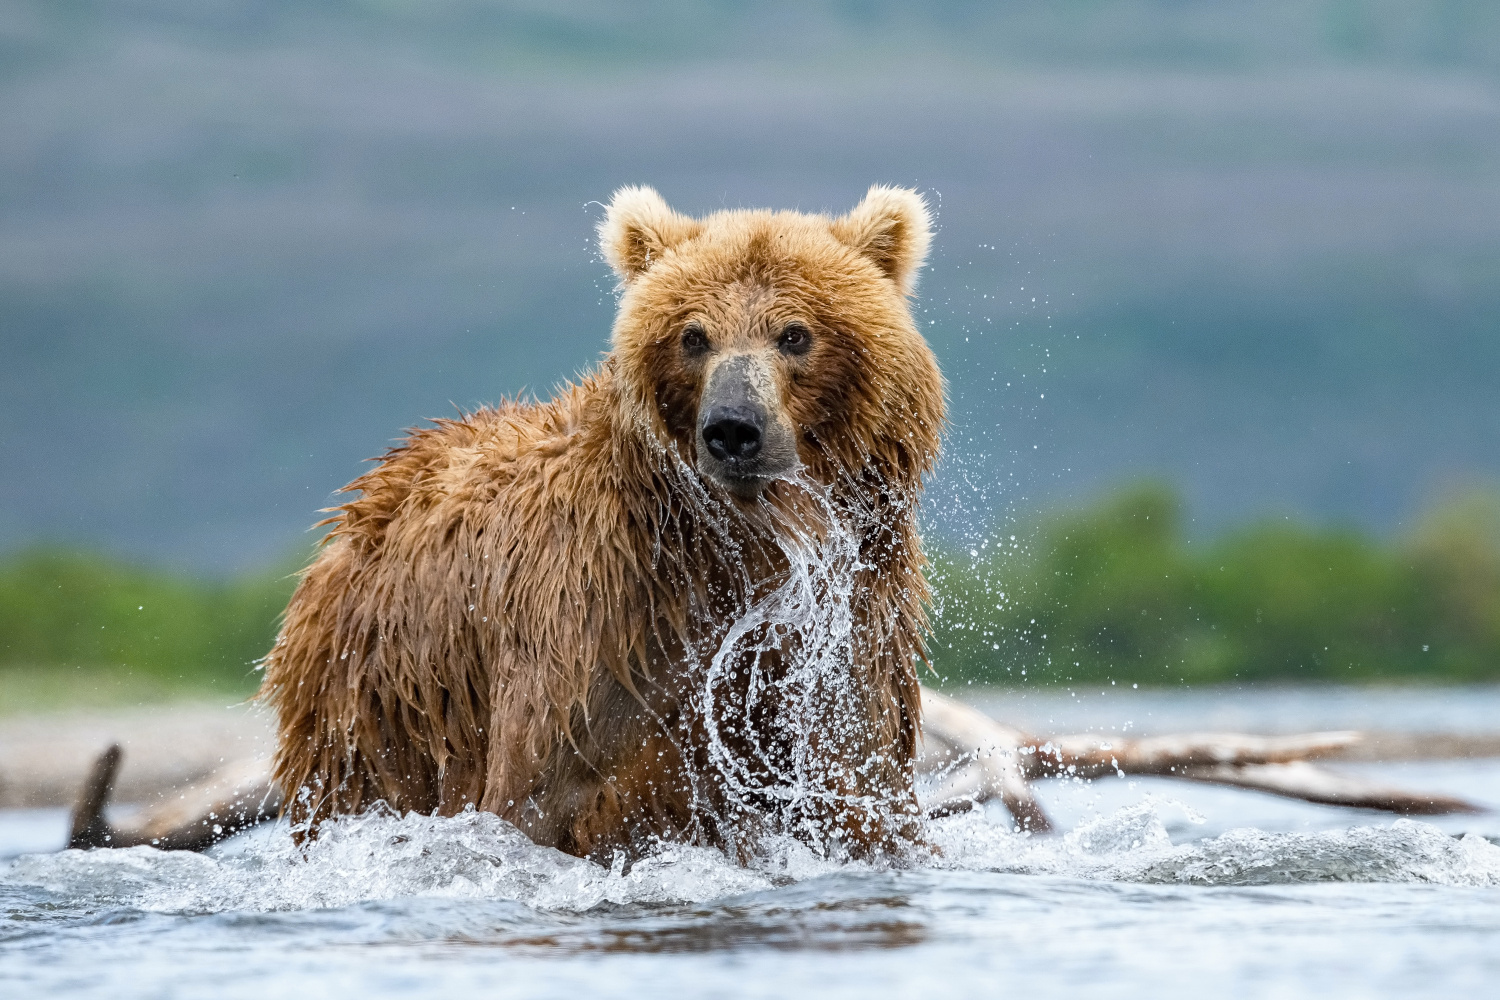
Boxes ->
[696,353,798,498]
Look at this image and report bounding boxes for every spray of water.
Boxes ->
[6,804,1497,920]
[691,470,874,855]
[634,445,922,860]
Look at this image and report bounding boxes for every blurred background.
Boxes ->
[2,1,1498,707]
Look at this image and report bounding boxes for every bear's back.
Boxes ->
[332,378,607,555]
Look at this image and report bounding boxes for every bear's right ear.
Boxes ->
[598,186,701,282]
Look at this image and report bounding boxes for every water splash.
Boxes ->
[6,802,1498,921]
[691,470,887,854]
[2,806,839,915]
[929,800,1500,887]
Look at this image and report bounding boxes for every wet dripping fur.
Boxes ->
[258,186,947,862]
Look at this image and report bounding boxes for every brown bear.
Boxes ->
[258,186,946,861]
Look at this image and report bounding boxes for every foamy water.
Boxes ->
[8,801,1500,915]
[5,776,1500,999]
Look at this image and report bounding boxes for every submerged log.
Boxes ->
[916,689,1052,831]
[915,689,1485,823]
[1171,760,1484,815]
[1021,730,1363,779]
[67,743,122,850]
[69,751,280,851]
[66,689,1486,853]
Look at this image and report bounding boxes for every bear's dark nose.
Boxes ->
[701,405,764,462]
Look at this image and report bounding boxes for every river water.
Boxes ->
[4,687,1500,999]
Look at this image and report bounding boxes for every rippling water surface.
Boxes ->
[5,747,1500,999]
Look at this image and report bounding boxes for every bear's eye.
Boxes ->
[681,323,709,355]
[778,323,811,356]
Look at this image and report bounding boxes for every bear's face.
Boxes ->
[601,186,944,499]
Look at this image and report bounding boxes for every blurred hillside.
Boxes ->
[931,482,1500,686]
[0,547,296,709]
[4,482,1496,699]
[1,1,1498,572]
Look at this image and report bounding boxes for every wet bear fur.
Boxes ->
[259,186,946,860]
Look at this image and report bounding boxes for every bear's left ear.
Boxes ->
[598,186,701,282]
[829,185,932,296]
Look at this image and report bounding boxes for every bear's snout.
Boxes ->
[696,353,798,497]
[701,405,764,462]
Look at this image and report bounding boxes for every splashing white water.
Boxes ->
[692,470,887,851]
[6,802,1498,919]
[2,806,832,915]
[929,799,1500,887]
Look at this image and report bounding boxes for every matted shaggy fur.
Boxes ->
[259,185,946,861]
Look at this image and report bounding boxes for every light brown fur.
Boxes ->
[259,186,945,860]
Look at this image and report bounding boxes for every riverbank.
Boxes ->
[0,700,271,809]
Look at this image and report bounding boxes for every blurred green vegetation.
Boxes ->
[2,483,1498,711]
[929,484,1500,686]
[0,550,299,709]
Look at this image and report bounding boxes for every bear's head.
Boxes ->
[600,186,945,500]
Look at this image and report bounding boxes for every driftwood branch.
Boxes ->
[67,743,122,849]
[915,690,1484,823]
[69,752,281,851]
[917,689,1052,831]
[1021,730,1363,779]
[1171,760,1483,815]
